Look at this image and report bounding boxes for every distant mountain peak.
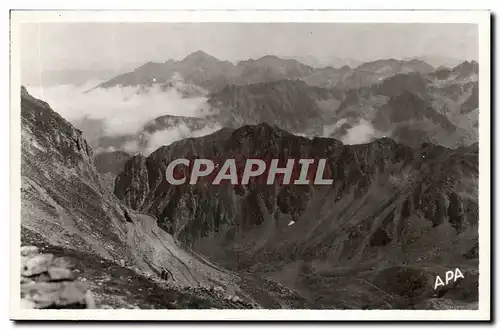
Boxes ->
[258,55,280,60]
[21,85,29,97]
[182,50,220,62]
[133,61,163,71]
[452,60,479,76]
[339,65,351,72]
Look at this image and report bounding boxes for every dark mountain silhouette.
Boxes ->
[374,91,455,130]
[90,52,439,94]
[95,150,132,175]
[374,72,429,98]
[206,79,339,134]
[114,123,478,309]
[91,51,315,93]
[91,51,235,93]
[453,60,479,77]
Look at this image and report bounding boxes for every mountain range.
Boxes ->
[84,53,477,156]
[19,49,480,310]
[91,51,444,93]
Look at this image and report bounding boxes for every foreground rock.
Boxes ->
[20,245,95,309]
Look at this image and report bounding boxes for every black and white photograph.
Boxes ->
[9,10,491,321]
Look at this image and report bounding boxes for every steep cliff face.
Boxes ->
[114,155,150,209]
[206,80,336,134]
[20,86,257,308]
[94,150,132,175]
[114,122,478,269]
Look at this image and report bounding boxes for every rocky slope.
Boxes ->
[205,79,340,134]
[20,86,273,309]
[114,123,479,309]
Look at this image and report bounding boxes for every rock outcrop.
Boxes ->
[20,245,95,309]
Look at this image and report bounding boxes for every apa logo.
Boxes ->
[434,268,464,290]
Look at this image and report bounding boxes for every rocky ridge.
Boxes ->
[113,122,478,309]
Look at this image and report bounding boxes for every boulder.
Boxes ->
[22,254,54,277]
[21,246,39,257]
[20,245,95,309]
[48,267,76,281]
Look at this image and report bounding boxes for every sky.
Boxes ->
[20,22,478,75]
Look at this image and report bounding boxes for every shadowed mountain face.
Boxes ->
[115,122,478,249]
[95,150,132,175]
[206,80,338,134]
[114,122,478,308]
[20,86,272,308]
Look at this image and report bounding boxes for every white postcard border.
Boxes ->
[9,9,491,321]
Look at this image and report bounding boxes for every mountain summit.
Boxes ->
[181,50,224,63]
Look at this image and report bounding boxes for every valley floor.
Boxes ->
[21,223,478,310]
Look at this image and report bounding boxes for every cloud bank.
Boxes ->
[26,80,389,155]
[143,123,222,156]
[341,118,383,145]
[26,80,218,155]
